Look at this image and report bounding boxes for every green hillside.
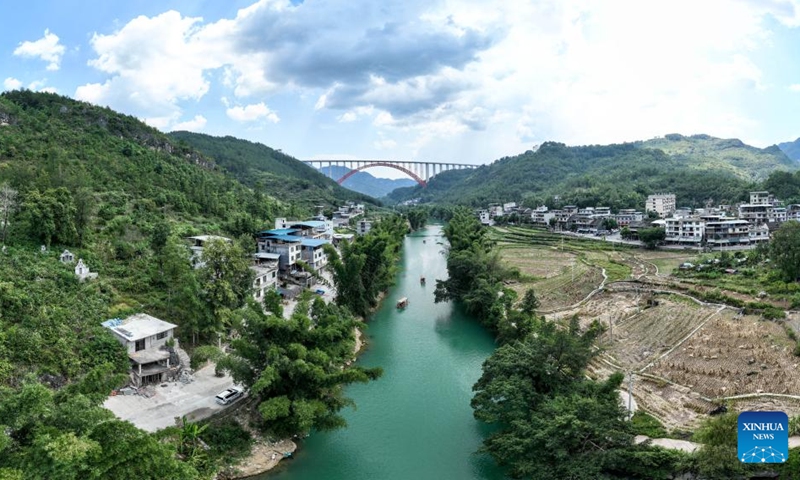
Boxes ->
[168,131,376,207]
[636,133,795,180]
[389,135,797,209]
[779,137,800,161]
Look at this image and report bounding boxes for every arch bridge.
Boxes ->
[302,160,478,187]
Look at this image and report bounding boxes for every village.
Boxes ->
[42,201,378,443]
[478,190,796,250]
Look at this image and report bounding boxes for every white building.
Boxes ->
[102,314,179,387]
[251,253,280,302]
[357,220,372,235]
[646,194,676,218]
[665,217,705,246]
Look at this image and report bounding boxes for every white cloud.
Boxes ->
[3,78,22,90]
[13,29,66,71]
[73,0,800,158]
[226,102,279,122]
[790,84,800,92]
[373,138,398,150]
[172,114,208,131]
[25,79,58,93]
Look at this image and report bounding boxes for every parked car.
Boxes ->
[215,387,243,405]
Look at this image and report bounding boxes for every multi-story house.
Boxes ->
[102,314,179,387]
[705,219,751,248]
[646,194,676,218]
[531,206,554,226]
[257,229,302,271]
[665,217,705,246]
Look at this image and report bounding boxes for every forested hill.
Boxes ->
[779,137,800,161]
[168,131,377,207]
[388,134,797,210]
[0,90,310,240]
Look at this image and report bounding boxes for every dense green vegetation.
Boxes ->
[168,131,376,209]
[197,295,382,439]
[0,91,391,478]
[0,368,201,479]
[390,135,796,209]
[433,208,518,334]
[326,215,408,318]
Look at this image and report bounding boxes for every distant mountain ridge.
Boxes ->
[778,137,800,161]
[168,131,376,207]
[388,133,797,210]
[314,165,417,198]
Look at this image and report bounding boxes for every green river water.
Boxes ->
[261,225,506,480]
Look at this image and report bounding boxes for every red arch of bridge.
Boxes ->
[337,162,428,187]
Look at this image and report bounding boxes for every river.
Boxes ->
[261,225,506,480]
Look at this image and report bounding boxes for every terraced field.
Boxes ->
[602,297,717,370]
[649,310,800,398]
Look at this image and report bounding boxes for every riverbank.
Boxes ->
[229,325,366,478]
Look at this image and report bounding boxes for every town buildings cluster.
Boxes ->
[101,202,369,387]
[477,191,800,250]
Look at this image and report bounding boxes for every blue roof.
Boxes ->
[291,221,326,228]
[102,318,123,328]
[301,239,328,247]
[271,235,303,243]
[259,228,298,236]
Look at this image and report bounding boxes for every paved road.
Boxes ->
[104,364,240,432]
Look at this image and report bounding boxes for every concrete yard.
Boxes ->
[104,364,242,432]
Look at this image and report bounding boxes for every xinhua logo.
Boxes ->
[738,411,789,463]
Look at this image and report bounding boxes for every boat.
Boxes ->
[396,297,408,309]
[420,276,426,285]
[423,240,426,244]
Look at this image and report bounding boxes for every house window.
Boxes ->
[135,339,146,351]
[156,331,168,340]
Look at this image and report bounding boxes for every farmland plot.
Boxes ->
[546,291,640,330]
[601,297,716,370]
[499,245,605,311]
[649,310,800,398]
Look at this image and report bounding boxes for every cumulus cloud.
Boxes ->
[790,84,800,92]
[226,102,280,122]
[172,114,208,131]
[13,29,66,71]
[75,0,800,156]
[3,78,23,91]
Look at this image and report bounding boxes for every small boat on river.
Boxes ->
[396,297,408,309]
[420,276,426,285]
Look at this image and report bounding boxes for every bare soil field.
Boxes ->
[601,297,718,370]
[648,310,800,398]
[500,245,605,311]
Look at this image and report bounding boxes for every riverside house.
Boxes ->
[102,314,179,387]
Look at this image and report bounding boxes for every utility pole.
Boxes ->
[627,371,634,421]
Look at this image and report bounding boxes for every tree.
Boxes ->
[601,217,619,230]
[0,183,18,244]
[638,227,665,249]
[770,220,800,281]
[472,318,683,479]
[199,239,254,319]
[520,288,540,315]
[217,300,381,438]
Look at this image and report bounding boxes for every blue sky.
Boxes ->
[4,0,800,179]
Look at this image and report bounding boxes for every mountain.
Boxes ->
[778,137,800,161]
[388,134,797,210]
[0,90,288,237]
[313,164,416,198]
[167,131,377,208]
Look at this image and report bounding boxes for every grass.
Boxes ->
[630,411,668,438]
